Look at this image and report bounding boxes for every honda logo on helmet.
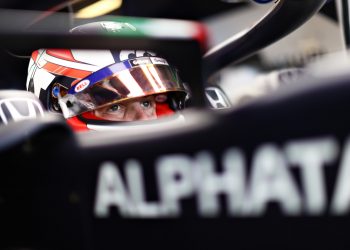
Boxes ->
[0,98,45,124]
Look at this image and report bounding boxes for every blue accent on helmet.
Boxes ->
[52,85,60,97]
[68,61,132,95]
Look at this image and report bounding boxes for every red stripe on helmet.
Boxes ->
[81,111,105,120]
[43,62,92,79]
[46,49,78,62]
[66,117,89,132]
[31,50,39,62]
[156,102,174,117]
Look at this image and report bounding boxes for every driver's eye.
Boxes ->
[141,100,151,108]
[109,104,121,112]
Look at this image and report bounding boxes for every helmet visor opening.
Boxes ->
[58,58,187,118]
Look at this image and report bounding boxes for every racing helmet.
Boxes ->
[26,21,189,131]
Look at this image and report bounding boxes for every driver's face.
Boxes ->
[94,96,157,121]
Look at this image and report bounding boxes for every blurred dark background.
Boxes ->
[0,0,337,20]
[0,0,338,91]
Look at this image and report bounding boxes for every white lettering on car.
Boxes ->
[94,136,350,218]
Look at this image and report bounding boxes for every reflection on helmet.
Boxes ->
[59,57,187,119]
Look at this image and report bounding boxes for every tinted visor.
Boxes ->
[58,57,187,118]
